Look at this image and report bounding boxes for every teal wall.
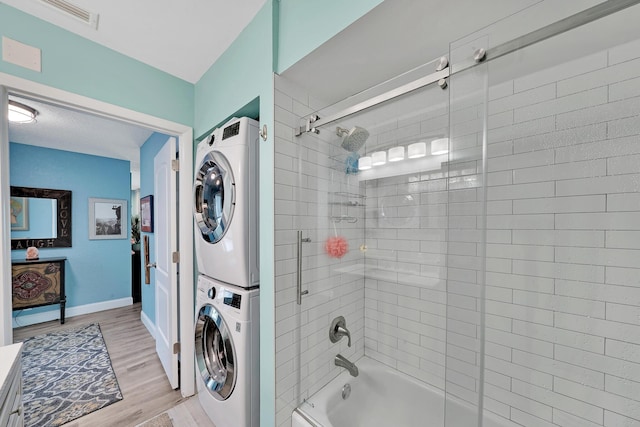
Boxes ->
[10,143,131,320]
[2,1,384,425]
[193,1,381,425]
[193,2,277,423]
[0,3,193,126]
[194,1,276,137]
[193,0,383,136]
[276,0,383,73]
[139,133,171,324]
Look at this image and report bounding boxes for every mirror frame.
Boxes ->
[11,186,72,250]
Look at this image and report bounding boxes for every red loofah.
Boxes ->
[325,236,348,258]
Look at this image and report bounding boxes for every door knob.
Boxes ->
[146,262,157,268]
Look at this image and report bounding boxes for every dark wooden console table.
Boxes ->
[11,257,67,324]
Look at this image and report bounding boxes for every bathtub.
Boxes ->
[291,356,513,427]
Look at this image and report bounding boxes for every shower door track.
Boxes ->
[295,0,640,136]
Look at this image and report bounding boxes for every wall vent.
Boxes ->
[40,0,99,29]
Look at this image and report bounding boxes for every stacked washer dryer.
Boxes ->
[193,117,260,427]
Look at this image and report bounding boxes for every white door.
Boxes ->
[154,137,179,389]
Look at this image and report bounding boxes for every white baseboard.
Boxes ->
[140,309,156,340]
[12,297,133,328]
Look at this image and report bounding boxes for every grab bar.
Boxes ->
[297,230,311,304]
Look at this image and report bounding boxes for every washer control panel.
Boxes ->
[223,290,242,309]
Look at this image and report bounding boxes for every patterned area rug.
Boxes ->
[21,323,123,426]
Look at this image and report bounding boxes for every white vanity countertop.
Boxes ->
[0,343,22,394]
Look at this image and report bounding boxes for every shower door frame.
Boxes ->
[295,0,640,142]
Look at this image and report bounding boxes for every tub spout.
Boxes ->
[335,354,359,377]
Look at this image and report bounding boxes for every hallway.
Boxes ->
[13,304,211,426]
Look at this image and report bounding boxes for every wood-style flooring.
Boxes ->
[13,303,215,427]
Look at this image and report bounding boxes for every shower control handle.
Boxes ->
[330,316,352,347]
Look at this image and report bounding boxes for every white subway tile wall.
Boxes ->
[481,37,640,426]
[274,33,640,427]
[274,75,366,427]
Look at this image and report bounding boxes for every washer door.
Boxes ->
[194,151,235,243]
[195,304,237,400]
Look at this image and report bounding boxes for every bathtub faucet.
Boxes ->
[335,354,359,377]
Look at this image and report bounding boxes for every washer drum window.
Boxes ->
[194,151,235,243]
[195,304,237,400]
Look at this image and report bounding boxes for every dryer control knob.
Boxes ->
[207,287,216,300]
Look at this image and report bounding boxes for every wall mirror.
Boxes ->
[10,186,72,249]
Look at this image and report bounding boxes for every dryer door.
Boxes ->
[194,151,235,243]
[195,304,237,400]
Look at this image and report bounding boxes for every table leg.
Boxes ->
[60,298,66,324]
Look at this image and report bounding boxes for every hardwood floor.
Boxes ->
[13,303,214,427]
[135,398,217,427]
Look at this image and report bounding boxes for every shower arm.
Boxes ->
[336,127,348,137]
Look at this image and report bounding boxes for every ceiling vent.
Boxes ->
[40,0,99,29]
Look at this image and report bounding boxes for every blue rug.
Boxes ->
[21,323,123,426]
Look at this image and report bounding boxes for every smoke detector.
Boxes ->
[40,0,100,29]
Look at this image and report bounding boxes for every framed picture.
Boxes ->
[140,195,154,233]
[89,198,128,240]
[10,197,29,231]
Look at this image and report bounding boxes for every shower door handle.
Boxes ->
[297,231,311,305]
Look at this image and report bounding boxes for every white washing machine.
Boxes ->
[195,274,260,427]
[194,116,259,288]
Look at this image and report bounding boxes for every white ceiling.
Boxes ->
[2,0,268,83]
[9,94,154,189]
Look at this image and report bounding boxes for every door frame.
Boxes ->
[0,72,196,397]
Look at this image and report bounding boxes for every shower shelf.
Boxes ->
[330,192,365,223]
[329,200,364,207]
[329,153,361,174]
[332,191,365,199]
[333,263,441,288]
[330,215,358,223]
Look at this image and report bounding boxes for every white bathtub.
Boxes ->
[291,356,513,427]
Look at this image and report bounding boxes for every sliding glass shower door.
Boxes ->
[289,105,368,409]
[298,75,453,421]
[274,57,456,425]
[443,35,490,427]
[475,2,640,425]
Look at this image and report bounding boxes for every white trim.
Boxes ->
[177,119,195,397]
[0,73,186,134]
[0,71,196,397]
[140,309,157,340]
[0,86,11,346]
[12,297,133,328]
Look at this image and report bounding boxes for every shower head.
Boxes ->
[337,126,369,153]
